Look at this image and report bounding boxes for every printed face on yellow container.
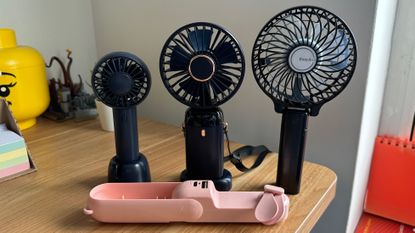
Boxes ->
[0,71,16,104]
[0,29,50,130]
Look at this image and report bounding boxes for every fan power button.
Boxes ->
[288,46,317,73]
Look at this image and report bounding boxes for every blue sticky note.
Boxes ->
[0,124,26,154]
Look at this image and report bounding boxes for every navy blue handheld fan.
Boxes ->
[160,22,245,191]
[92,52,151,182]
[252,6,357,194]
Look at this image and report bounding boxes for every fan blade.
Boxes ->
[179,78,214,105]
[170,46,191,71]
[102,61,115,75]
[292,75,308,103]
[213,42,238,64]
[178,77,195,95]
[312,22,322,43]
[188,29,213,52]
[200,83,212,106]
[329,30,350,70]
[211,72,233,94]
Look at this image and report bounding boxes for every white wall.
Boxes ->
[91,1,376,232]
[0,0,97,92]
[379,0,415,138]
[346,0,398,232]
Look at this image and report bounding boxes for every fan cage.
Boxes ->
[160,22,245,109]
[92,52,151,108]
[252,6,357,109]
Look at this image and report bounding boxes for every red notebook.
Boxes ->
[364,136,415,227]
[355,213,414,233]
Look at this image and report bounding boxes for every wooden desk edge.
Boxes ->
[297,166,337,233]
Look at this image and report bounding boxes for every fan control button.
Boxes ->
[188,55,215,82]
[288,46,317,73]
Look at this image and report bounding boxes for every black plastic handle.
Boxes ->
[108,107,150,182]
[180,107,232,191]
[113,108,139,163]
[184,108,224,178]
[276,109,308,194]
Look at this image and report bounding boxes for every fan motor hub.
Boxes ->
[188,55,215,82]
[288,46,317,73]
[108,72,133,95]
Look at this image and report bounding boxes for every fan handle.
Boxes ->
[108,107,151,182]
[276,109,308,194]
[180,107,232,191]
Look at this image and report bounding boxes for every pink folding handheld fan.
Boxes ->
[84,180,289,225]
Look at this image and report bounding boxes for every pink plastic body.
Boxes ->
[84,180,289,225]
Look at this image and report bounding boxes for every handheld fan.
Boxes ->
[160,22,245,191]
[252,6,357,194]
[92,52,151,182]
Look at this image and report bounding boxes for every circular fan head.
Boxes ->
[252,6,357,114]
[92,52,151,108]
[160,22,245,109]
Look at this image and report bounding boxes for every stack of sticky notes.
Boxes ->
[0,123,30,179]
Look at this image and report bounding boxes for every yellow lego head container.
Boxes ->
[0,29,50,130]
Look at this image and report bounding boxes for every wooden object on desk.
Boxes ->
[0,118,336,233]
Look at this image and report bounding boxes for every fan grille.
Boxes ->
[92,52,151,108]
[252,6,357,109]
[160,22,245,108]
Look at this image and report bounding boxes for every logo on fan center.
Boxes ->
[288,46,317,73]
[299,57,315,62]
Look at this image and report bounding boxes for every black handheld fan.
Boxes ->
[160,22,245,191]
[252,6,357,194]
[92,52,151,182]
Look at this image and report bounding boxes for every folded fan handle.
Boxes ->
[277,109,308,194]
[255,185,288,225]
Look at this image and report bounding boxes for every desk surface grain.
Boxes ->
[0,118,336,233]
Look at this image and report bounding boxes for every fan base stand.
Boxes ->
[108,154,151,182]
[180,169,232,191]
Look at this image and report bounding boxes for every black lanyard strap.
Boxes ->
[224,145,272,172]
[224,129,273,172]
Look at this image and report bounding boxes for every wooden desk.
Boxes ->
[0,118,336,233]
